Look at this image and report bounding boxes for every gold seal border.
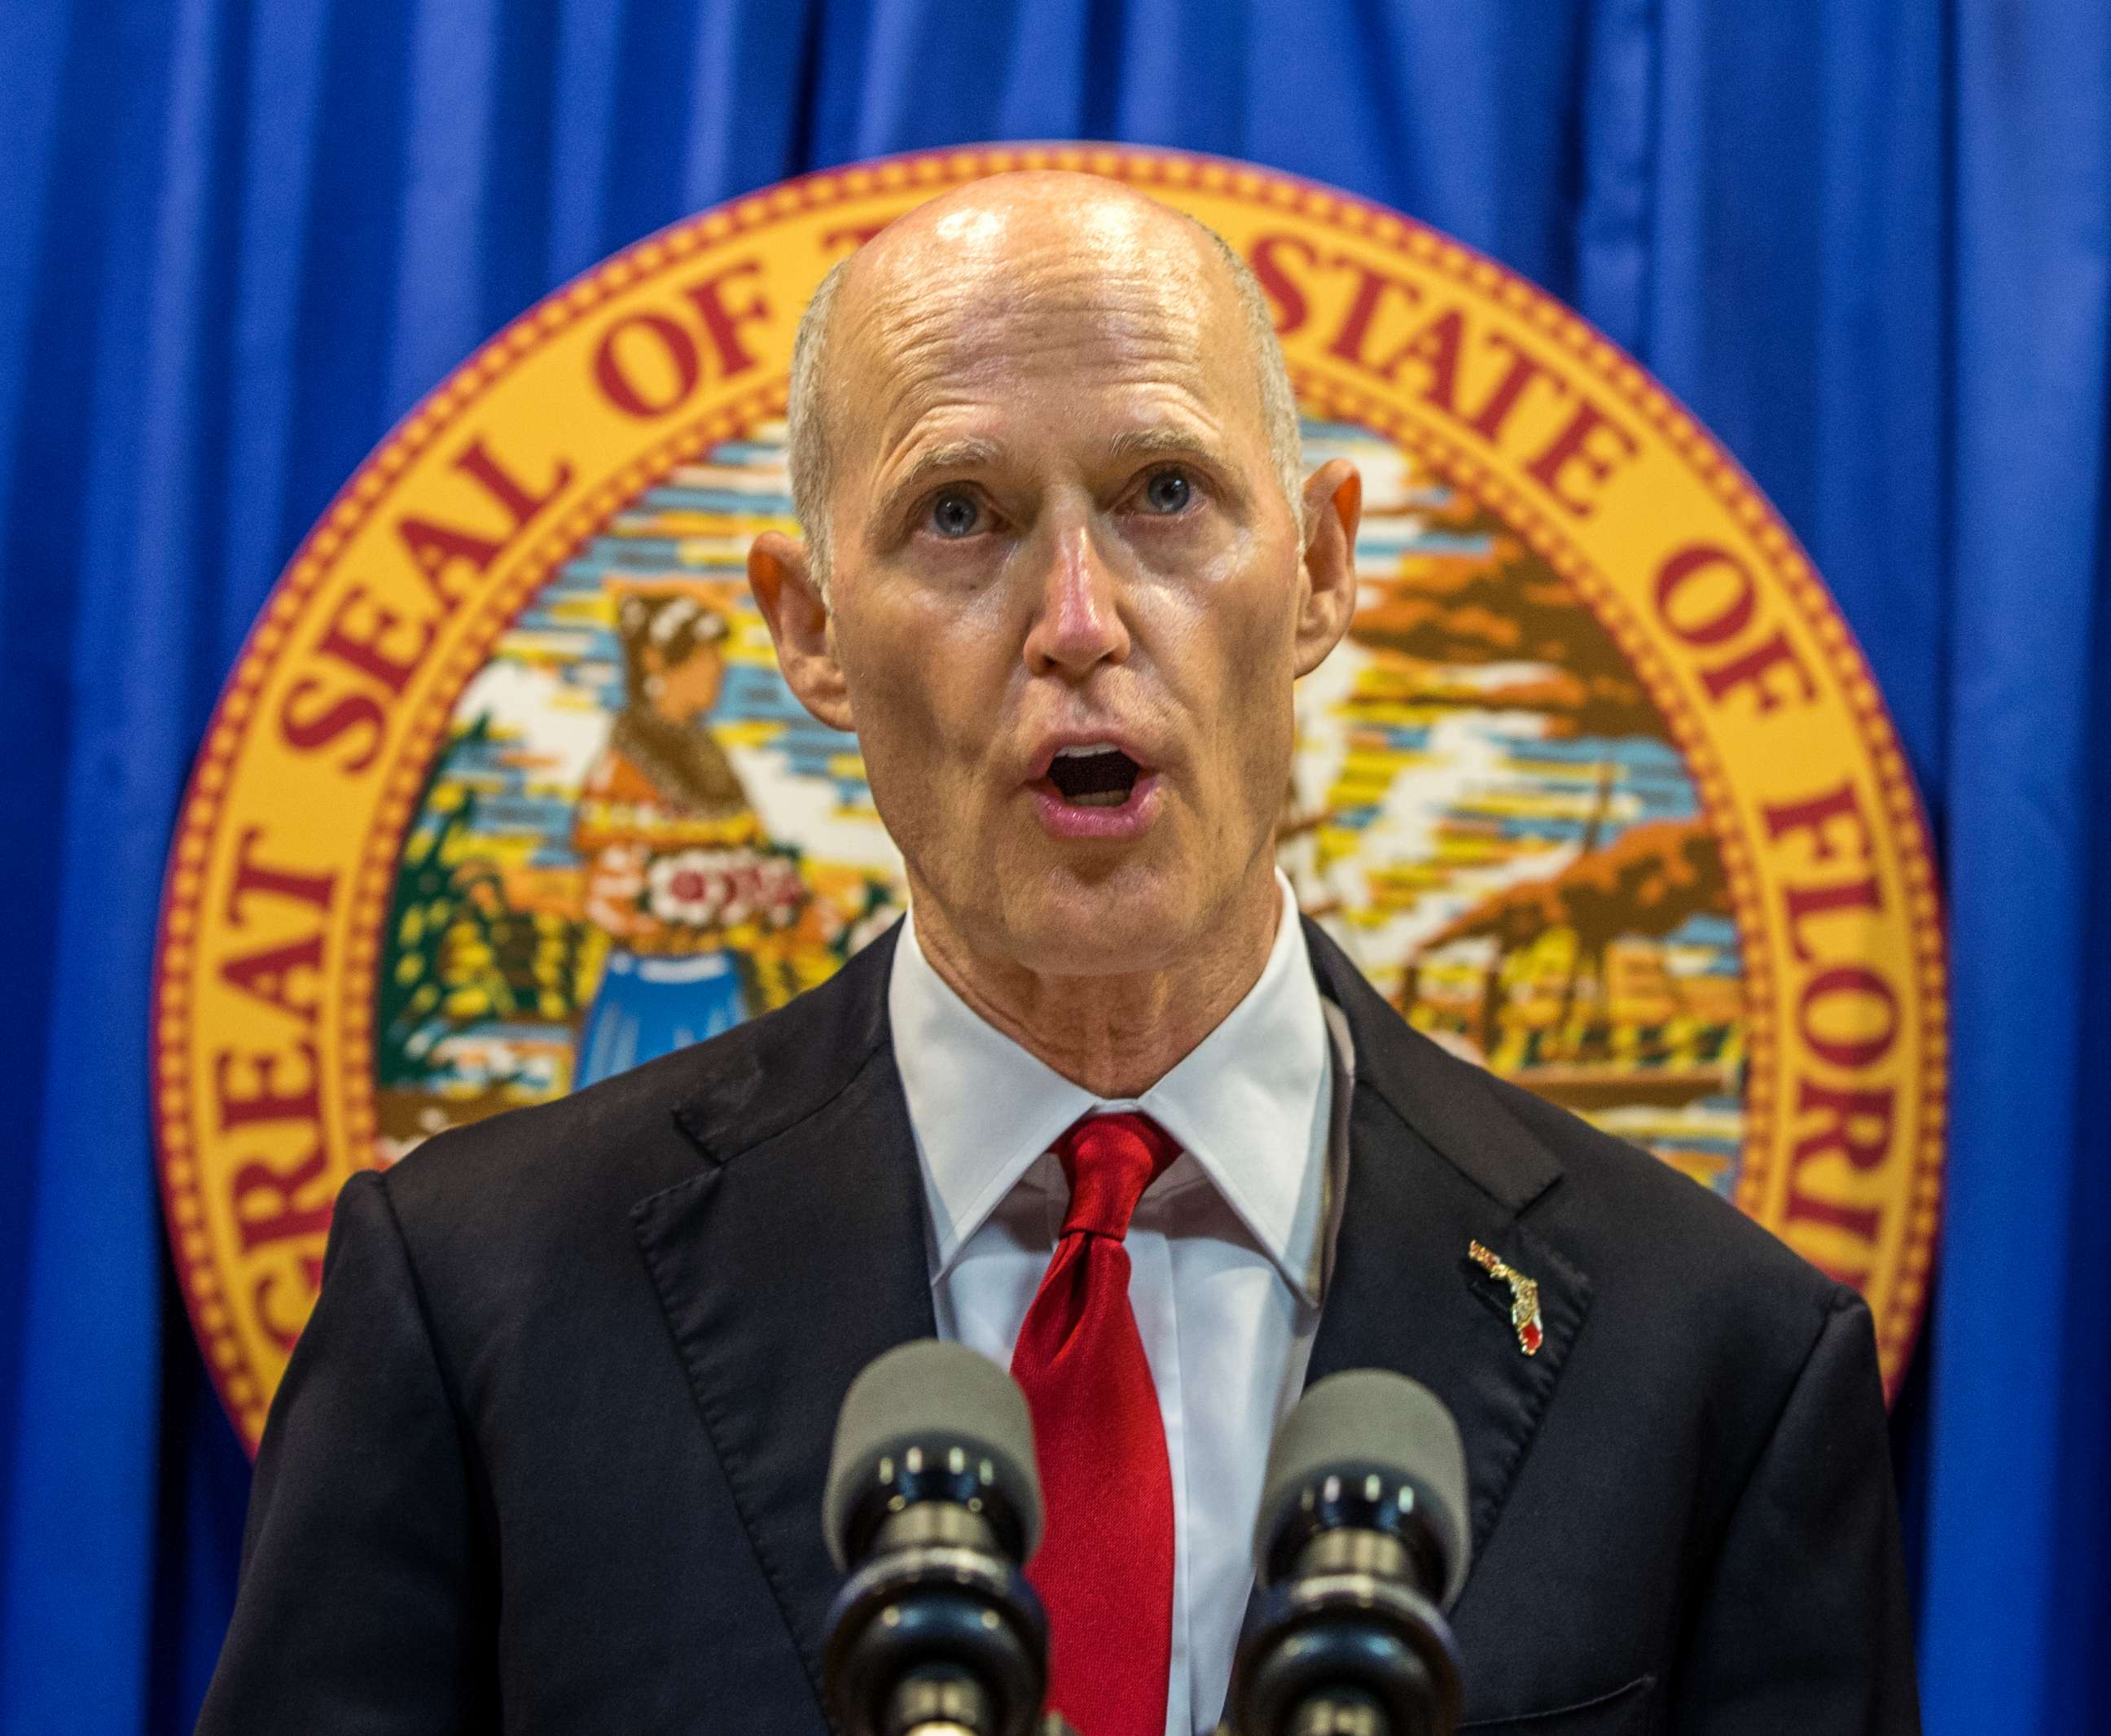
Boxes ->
[154,144,1947,1443]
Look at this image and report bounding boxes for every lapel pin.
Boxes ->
[1468,1240,1544,1357]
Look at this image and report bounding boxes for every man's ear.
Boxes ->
[748,530,854,730]
[1292,458,1362,678]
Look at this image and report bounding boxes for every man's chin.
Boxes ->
[986,860,1216,978]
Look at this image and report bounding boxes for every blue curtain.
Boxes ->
[2,3,2105,1731]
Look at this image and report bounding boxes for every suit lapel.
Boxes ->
[1301,920,1593,1584]
[632,927,937,1703]
[629,914,1594,1676]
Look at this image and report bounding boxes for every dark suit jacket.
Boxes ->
[197,919,1919,1735]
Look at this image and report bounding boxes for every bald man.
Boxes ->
[200,176,1918,1736]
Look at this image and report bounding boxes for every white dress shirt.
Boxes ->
[887,873,1353,1736]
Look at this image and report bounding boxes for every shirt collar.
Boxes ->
[888,872,1334,1303]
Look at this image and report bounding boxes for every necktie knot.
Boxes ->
[1054,1112,1179,1240]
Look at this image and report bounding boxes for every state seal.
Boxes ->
[151,147,1946,1451]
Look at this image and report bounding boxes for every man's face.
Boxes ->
[760,185,1357,978]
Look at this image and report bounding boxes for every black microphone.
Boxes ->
[1227,1370,1471,1736]
[822,1340,1051,1736]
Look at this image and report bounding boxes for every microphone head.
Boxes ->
[823,1339,1044,1573]
[1256,1370,1470,1610]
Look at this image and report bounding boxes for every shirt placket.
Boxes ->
[1125,1204,1190,1736]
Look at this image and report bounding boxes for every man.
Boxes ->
[199,174,1919,1735]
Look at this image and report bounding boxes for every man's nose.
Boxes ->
[1021,515,1130,678]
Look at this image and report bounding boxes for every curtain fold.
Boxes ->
[1923,7,2111,1732]
[0,3,2103,1730]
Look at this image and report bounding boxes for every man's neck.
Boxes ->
[906,864,1284,1100]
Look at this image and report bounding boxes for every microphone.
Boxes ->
[822,1340,1051,1736]
[1227,1371,1471,1736]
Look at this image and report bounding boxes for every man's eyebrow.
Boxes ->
[871,437,1006,522]
[1102,426,1234,470]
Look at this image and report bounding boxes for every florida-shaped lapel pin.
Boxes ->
[1468,1240,1545,1357]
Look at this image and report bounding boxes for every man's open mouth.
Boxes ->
[1043,743,1143,808]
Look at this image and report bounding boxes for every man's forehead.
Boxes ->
[828,178,1247,459]
[847,199,1219,360]
[911,180,1170,261]
[856,256,1216,390]
[850,171,1210,290]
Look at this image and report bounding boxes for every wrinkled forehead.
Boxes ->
[832,201,1249,463]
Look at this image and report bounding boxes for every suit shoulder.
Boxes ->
[381,1040,705,1224]
[1490,1066,1828,1290]
[1458,1059,1850,1401]
[1310,918,1837,1328]
[378,925,900,1247]
[1332,962,1849,1387]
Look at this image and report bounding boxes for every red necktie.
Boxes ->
[1010,1111,1180,1736]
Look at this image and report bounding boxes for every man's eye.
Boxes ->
[1140,468,1193,515]
[928,490,983,538]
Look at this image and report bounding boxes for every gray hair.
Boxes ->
[783,216,1306,598]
